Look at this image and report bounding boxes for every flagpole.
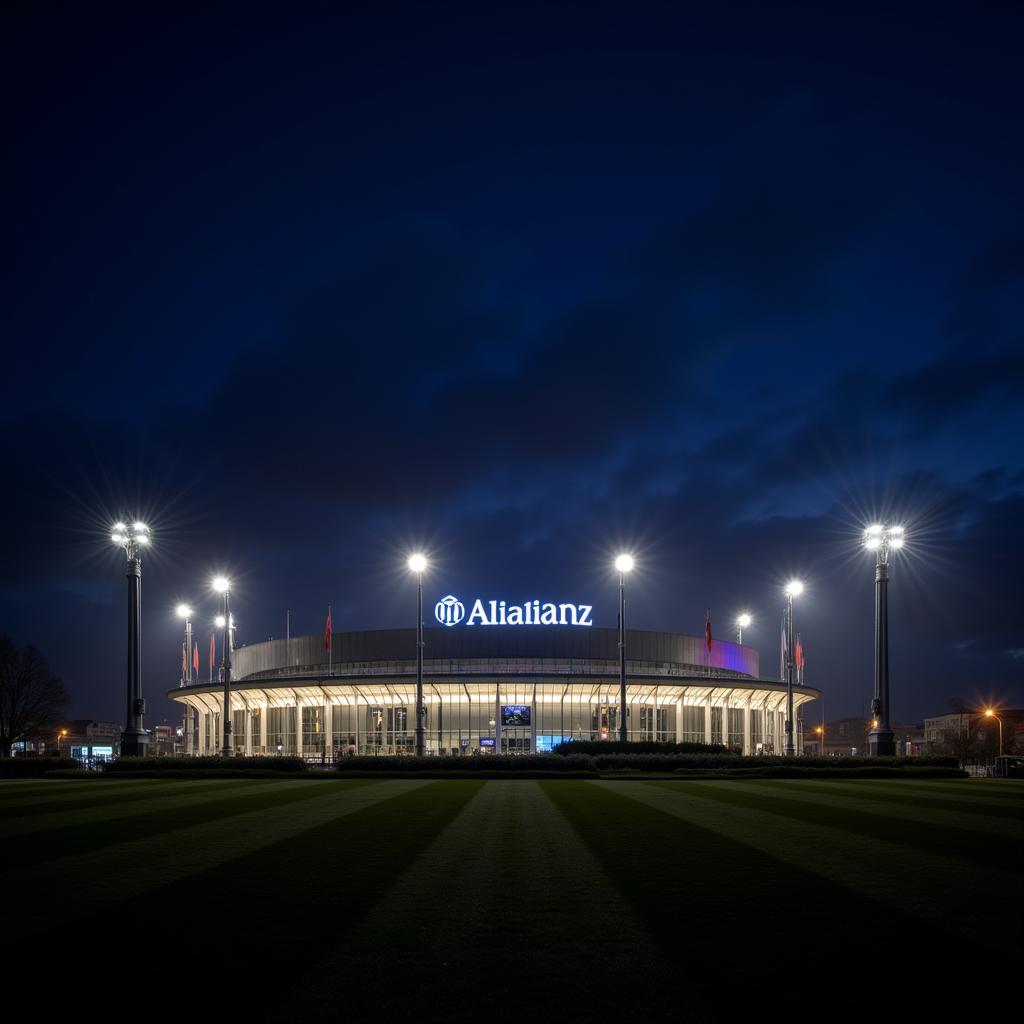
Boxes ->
[328,605,332,677]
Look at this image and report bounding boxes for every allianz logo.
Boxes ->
[434,595,593,628]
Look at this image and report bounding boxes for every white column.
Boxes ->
[295,702,303,759]
[324,698,334,761]
[494,684,502,755]
[743,700,751,756]
[705,697,713,745]
[676,699,684,744]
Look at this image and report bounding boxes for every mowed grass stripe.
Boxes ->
[2,777,338,871]
[707,779,1023,840]
[648,779,1020,873]
[0,779,203,812]
[787,778,1024,812]
[286,781,676,1022]
[611,780,1019,950]
[36,780,483,1019]
[542,780,978,1012]
[8,779,410,931]
[1,779,276,835]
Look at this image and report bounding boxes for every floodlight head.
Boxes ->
[737,613,752,629]
[212,576,230,593]
[615,554,634,574]
[215,615,226,628]
[889,536,904,549]
[866,524,884,536]
[133,522,149,534]
[865,536,882,551]
[785,580,804,598]
[407,553,428,574]
[175,604,192,619]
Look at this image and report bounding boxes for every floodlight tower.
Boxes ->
[615,555,634,742]
[864,525,904,757]
[176,604,193,755]
[408,554,428,757]
[784,580,804,756]
[111,521,151,757]
[212,577,233,756]
[735,613,752,645]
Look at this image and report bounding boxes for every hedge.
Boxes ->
[0,757,80,778]
[590,753,961,772]
[671,765,967,779]
[553,740,729,756]
[102,756,307,774]
[334,754,596,774]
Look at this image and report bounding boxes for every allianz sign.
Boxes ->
[434,595,593,627]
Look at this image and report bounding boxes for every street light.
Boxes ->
[176,604,193,754]
[614,554,634,742]
[984,708,1003,758]
[56,728,68,758]
[111,520,151,757]
[783,580,803,756]
[863,524,904,757]
[735,613,752,645]
[408,554,428,757]
[212,577,232,756]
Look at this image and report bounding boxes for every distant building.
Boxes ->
[59,720,122,763]
[149,723,183,756]
[801,717,923,757]
[925,709,1024,756]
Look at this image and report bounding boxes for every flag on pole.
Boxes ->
[193,642,200,674]
[181,642,186,676]
[795,635,804,671]
[325,606,332,651]
[705,609,712,653]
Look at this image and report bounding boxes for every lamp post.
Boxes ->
[213,577,232,756]
[735,613,752,645]
[176,604,193,756]
[984,708,1003,758]
[408,554,428,757]
[56,728,68,758]
[111,521,151,757]
[615,555,634,743]
[864,524,904,757]
[784,580,803,757]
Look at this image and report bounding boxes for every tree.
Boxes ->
[0,635,70,757]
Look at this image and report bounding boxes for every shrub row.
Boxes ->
[589,753,960,771]
[335,754,596,773]
[553,740,728,756]
[102,756,307,773]
[671,765,966,780]
[0,757,80,778]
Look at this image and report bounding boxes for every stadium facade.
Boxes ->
[170,619,819,757]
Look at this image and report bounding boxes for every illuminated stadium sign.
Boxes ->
[434,595,593,627]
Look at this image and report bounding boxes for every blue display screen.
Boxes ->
[501,705,531,726]
[479,737,496,748]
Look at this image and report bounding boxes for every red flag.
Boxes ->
[705,609,712,653]
[795,636,804,671]
[325,606,332,651]
[193,643,200,674]
[181,642,186,674]
[209,634,216,670]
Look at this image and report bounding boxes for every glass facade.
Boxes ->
[185,684,801,756]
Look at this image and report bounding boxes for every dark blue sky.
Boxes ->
[4,4,1022,729]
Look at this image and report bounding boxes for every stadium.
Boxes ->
[170,599,819,756]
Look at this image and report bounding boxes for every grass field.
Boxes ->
[2,777,1020,1020]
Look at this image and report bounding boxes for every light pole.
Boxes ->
[784,580,803,757]
[56,728,67,758]
[408,554,428,757]
[176,604,193,756]
[735,613,752,645]
[213,577,232,756]
[111,521,151,757]
[864,524,904,757]
[984,708,1003,758]
[615,554,634,743]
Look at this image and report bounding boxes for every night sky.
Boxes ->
[5,5,1022,731]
